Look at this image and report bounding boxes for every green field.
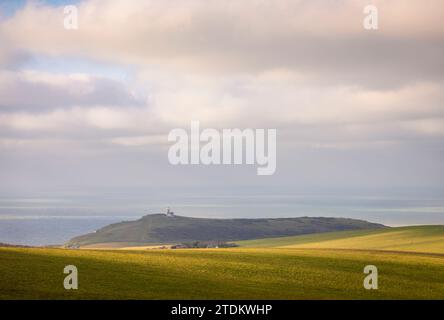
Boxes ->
[1,226,443,299]
[237,226,444,254]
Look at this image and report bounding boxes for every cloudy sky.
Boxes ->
[0,0,443,201]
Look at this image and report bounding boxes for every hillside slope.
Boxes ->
[237,225,444,254]
[1,246,443,299]
[66,214,385,247]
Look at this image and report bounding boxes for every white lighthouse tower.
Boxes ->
[165,207,175,217]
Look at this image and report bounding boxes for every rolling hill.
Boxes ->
[66,214,385,247]
[237,225,444,254]
[1,224,443,299]
[1,244,443,299]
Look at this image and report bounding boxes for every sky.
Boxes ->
[0,0,443,203]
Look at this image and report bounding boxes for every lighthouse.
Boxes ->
[165,207,175,217]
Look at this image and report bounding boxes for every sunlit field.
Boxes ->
[1,226,443,300]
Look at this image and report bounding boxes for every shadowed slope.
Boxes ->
[66,214,385,247]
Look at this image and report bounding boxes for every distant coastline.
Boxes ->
[66,213,386,248]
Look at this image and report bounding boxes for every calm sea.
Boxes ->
[1,191,443,246]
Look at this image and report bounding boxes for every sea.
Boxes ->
[1,189,443,246]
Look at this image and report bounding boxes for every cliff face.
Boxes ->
[66,214,386,246]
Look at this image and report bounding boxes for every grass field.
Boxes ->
[0,226,443,300]
[237,226,444,254]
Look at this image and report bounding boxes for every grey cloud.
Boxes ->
[2,0,443,89]
[0,33,29,70]
[0,72,145,112]
[0,0,442,195]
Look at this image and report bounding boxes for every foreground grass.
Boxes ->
[1,246,443,299]
[237,226,444,254]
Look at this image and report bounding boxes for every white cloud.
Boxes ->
[401,118,444,136]
[0,70,145,111]
[1,0,443,87]
[1,73,443,147]
[110,135,167,146]
[0,0,442,145]
[0,0,442,192]
[0,106,158,132]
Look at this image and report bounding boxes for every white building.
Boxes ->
[165,207,175,217]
